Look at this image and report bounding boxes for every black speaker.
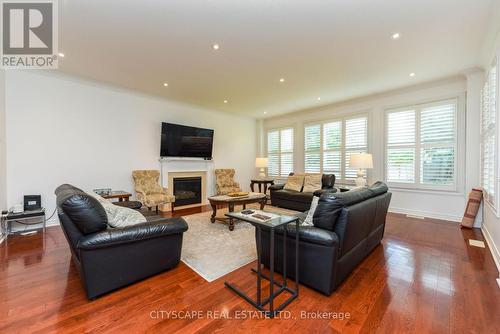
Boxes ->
[24,195,41,211]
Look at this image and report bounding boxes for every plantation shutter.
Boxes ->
[420,102,456,185]
[267,130,280,177]
[323,121,342,175]
[344,117,368,180]
[280,128,294,177]
[304,124,321,173]
[386,110,416,183]
[482,63,497,206]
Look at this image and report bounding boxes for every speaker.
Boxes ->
[24,195,41,211]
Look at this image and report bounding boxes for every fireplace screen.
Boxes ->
[173,177,202,206]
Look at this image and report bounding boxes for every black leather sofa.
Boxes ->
[257,182,391,295]
[55,184,188,299]
[269,173,336,211]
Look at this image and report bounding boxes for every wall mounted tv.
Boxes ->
[160,123,214,159]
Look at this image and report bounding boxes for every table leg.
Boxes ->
[258,183,262,193]
[228,203,235,231]
[250,182,255,192]
[269,228,275,317]
[119,198,123,202]
[295,219,300,295]
[210,203,217,223]
[260,198,266,210]
[257,226,262,305]
[283,225,287,288]
[263,183,268,194]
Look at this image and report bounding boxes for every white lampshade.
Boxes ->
[349,153,373,169]
[255,157,268,168]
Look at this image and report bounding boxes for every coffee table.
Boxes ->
[208,192,267,231]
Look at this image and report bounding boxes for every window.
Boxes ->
[481,60,498,207]
[385,99,457,190]
[267,128,294,177]
[304,116,367,183]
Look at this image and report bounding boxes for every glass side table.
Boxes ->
[224,210,300,318]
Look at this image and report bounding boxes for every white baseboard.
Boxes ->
[482,224,500,287]
[389,207,462,222]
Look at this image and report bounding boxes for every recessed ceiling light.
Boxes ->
[409,72,416,77]
[58,52,65,57]
[163,83,168,87]
[263,111,267,114]
[392,33,400,40]
[223,99,228,104]
[317,97,321,101]
[279,78,285,83]
[212,43,220,50]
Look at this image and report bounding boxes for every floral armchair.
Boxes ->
[214,169,241,195]
[132,170,175,211]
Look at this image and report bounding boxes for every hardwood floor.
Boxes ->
[1,207,499,333]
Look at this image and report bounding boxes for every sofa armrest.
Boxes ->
[269,183,285,191]
[280,225,339,247]
[313,188,337,197]
[77,218,188,250]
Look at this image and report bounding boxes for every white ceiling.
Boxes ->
[58,0,497,118]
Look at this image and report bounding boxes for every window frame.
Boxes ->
[303,113,369,184]
[266,127,294,178]
[384,98,459,192]
[481,57,499,212]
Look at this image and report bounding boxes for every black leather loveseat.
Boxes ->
[55,184,188,299]
[257,182,391,295]
[269,173,336,211]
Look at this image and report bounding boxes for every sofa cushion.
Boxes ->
[272,189,313,202]
[59,192,108,235]
[334,181,388,206]
[284,175,304,192]
[303,174,322,193]
[313,192,344,231]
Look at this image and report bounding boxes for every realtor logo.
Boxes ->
[1,0,58,69]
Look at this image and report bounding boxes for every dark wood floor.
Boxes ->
[1,206,499,333]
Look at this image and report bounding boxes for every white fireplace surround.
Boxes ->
[160,158,215,209]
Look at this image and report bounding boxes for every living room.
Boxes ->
[1,1,500,333]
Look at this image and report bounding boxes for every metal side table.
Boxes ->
[224,211,299,318]
[3,208,46,240]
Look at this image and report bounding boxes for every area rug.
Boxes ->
[181,204,299,282]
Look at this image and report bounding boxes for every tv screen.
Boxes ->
[160,123,214,158]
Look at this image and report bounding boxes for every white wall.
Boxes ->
[4,71,257,224]
[261,76,479,222]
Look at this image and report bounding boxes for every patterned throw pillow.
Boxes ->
[283,175,304,192]
[302,174,322,193]
[87,191,147,228]
[302,196,319,226]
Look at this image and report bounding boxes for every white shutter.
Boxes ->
[345,117,367,180]
[267,128,294,177]
[323,121,342,175]
[267,131,280,177]
[304,125,321,173]
[420,103,456,185]
[386,110,416,183]
[481,63,497,206]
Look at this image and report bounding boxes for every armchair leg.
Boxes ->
[171,203,175,213]
[156,206,159,213]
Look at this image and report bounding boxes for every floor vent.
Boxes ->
[468,239,485,248]
[406,214,425,220]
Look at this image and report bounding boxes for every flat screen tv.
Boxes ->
[160,123,214,159]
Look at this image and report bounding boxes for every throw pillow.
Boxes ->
[87,191,147,228]
[302,196,319,226]
[303,174,322,193]
[313,192,344,231]
[284,175,304,192]
[61,193,108,235]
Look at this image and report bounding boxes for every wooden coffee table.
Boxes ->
[208,192,267,231]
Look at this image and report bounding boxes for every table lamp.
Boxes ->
[255,157,268,178]
[349,153,373,187]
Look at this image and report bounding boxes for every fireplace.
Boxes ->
[173,177,202,207]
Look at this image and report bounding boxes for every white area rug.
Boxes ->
[181,205,298,282]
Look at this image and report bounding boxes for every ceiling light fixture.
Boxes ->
[279,78,285,83]
[58,52,65,57]
[392,33,400,40]
[163,83,168,87]
[317,97,321,101]
[223,99,228,104]
[409,72,416,77]
[212,43,220,50]
[263,111,267,114]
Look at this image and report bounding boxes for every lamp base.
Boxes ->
[355,169,366,187]
[259,168,266,178]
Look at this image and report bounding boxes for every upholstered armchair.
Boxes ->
[214,169,242,195]
[132,170,175,211]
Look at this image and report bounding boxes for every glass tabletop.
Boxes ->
[225,210,299,228]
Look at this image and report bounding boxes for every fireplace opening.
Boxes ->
[173,177,202,206]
